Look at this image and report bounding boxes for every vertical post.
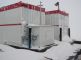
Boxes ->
[37,1,43,25]
[59,28,62,41]
[68,28,70,37]
[29,28,32,49]
[58,2,60,11]
[39,1,42,25]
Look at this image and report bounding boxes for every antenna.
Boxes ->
[55,2,60,10]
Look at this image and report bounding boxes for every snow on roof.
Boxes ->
[28,24,54,27]
[0,1,45,12]
[28,24,40,26]
[28,24,52,27]
[45,10,69,16]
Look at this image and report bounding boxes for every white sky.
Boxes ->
[0,0,81,40]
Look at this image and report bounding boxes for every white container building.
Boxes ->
[0,1,70,49]
[0,1,45,25]
[22,24,54,48]
[45,10,70,41]
[0,1,55,48]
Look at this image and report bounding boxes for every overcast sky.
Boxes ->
[0,0,81,40]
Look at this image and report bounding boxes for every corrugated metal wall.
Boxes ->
[22,7,45,25]
[31,26,54,48]
[0,6,45,47]
[45,13,69,40]
[0,7,23,46]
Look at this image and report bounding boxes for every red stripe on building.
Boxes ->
[0,23,21,26]
[0,1,68,16]
[0,1,45,12]
[45,10,69,16]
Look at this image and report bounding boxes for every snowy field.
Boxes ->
[0,35,81,60]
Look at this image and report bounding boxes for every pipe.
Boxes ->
[29,28,32,49]
[59,28,62,41]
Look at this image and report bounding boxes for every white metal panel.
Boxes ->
[45,14,51,25]
[31,27,40,48]
[45,14,60,25]
[54,26,60,40]
[0,7,22,24]
[52,14,59,25]
[65,16,69,27]
[41,12,45,25]
[45,13,69,41]
[26,26,55,48]
[59,14,69,27]
[39,26,54,47]
[45,13,69,27]
[22,7,45,25]
[2,25,23,46]
[62,27,68,37]
[0,12,5,24]
[0,7,23,46]
[0,27,4,44]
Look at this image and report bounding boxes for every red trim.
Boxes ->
[0,23,21,26]
[0,1,68,16]
[45,10,69,16]
[0,1,45,12]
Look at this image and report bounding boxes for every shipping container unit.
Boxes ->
[45,10,70,41]
[0,1,46,48]
[0,1,45,25]
[22,24,55,48]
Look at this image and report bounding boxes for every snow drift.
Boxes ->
[0,35,81,60]
[44,35,81,60]
[0,44,43,60]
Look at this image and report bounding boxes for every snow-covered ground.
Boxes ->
[0,35,81,60]
[0,44,44,60]
[44,42,81,60]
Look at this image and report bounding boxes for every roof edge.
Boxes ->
[0,1,45,12]
[45,10,69,16]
